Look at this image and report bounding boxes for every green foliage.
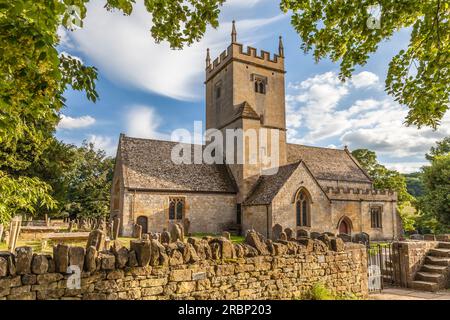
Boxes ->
[0,0,225,224]
[425,136,450,161]
[306,283,335,300]
[351,148,416,230]
[351,149,414,204]
[418,154,450,233]
[404,172,425,197]
[280,0,450,128]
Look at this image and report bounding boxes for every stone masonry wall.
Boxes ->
[393,241,440,286]
[0,232,368,300]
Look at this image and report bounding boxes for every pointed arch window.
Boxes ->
[295,190,310,227]
[169,197,185,221]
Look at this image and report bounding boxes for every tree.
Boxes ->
[417,137,450,233]
[426,136,450,161]
[63,142,115,219]
[404,172,425,198]
[351,148,416,231]
[0,0,224,223]
[280,0,450,129]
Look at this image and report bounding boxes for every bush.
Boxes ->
[307,283,335,300]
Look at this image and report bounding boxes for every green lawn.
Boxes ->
[190,233,244,244]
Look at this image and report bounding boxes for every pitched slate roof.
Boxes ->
[286,144,371,182]
[244,162,301,205]
[119,135,236,193]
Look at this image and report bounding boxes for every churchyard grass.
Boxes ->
[190,232,245,244]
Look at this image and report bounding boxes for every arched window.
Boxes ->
[295,190,310,227]
[169,197,185,221]
[259,82,265,94]
[254,80,266,94]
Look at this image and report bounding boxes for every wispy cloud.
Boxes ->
[65,0,284,101]
[87,134,117,157]
[125,105,169,140]
[286,71,450,172]
[57,114,96,130]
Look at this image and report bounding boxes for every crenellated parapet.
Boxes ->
[324,186,397,201]
[206,43,285,81]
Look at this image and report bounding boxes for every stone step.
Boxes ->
[429,248,450,257]
[415,271,444,283]
[425,256,450,266]
[438,242,450,249]
[409,280,439,292]
[421,264,448,274]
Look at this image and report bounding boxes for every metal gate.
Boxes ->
[367,243,403,292]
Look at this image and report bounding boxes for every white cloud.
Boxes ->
[286,71,450,164]
[87,135,117,156]
[125,105,167,140]
[385,162,427,174]
[351,71,379,88]
[57,115,96,130]
[67,1,284,101]
[59,51,83,63]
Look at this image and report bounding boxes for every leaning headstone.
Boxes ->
[0,224,4,243]
[112,217,120,240]
[8,216,22,252]
[142,233,150,240]
[272,224,283,241]
[86,229,106,251]
[161,231,171,244]
[169,223,183,243]
[130,240,151,267]
[176,223,185,242]
[53,244,70,273]
[84,246,97,272]
[110,241,128,268]
[245,230,269,255]
[183,218,191,236]
[222,231,231,240]
[279,232,287,241]
[15,246,33,275]
[284,228,295,240]
[296,228,309,239]
[133,224,143,239]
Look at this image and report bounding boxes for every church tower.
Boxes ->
[205,21,288,202]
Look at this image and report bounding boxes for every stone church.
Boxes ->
[111,22,401,241]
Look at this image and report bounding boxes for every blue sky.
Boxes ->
[56,0,450,173]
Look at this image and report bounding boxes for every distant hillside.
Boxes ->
[403,172,424,198]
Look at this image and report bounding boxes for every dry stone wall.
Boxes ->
[0,231,368,300]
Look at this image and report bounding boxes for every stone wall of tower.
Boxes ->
[205,36,288,201]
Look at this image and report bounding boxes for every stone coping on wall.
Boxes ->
[0,231,368,300]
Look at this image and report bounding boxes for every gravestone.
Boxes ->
[222,231,231,240]
[337,233,352,242]
[68,220,74,232]
[352,232,370,246]
[112,217,120,240]
[170,223,183,243]
[133,224,143,239]
[310,232,321,240]
[0,224,3,243]
[423,234,436,241]
[296,228,309,239]
[161,231,171,244]
[410,234,424,240]
[284,228,295,240]
[279,231,287,241]
[183,218,191,236]
[272,224,283,241]
[86,229,106,251]
[8,216,22,252]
